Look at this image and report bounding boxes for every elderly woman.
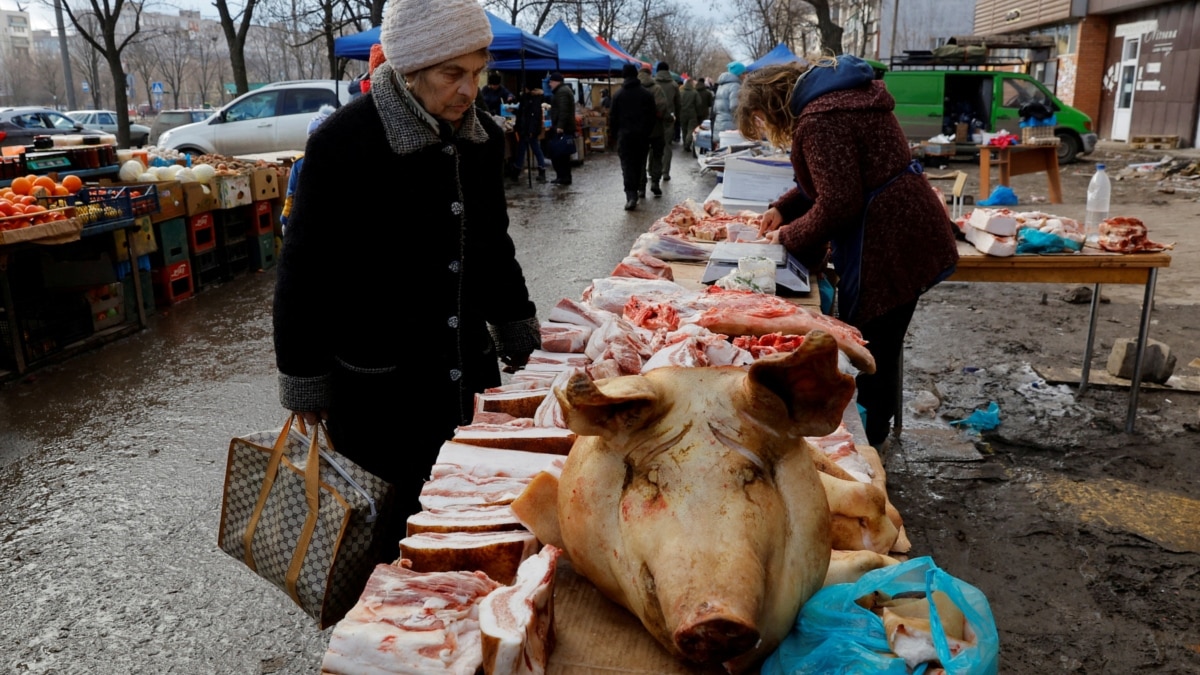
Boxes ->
[737,55,958,450]
[273,0,541,519]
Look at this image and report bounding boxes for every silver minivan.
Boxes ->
[157,80,349,156]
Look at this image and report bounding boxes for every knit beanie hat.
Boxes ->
[548,72,564,83]
[656,61,670,73]
[380,0,492,76]
[368,44,387,74]
[728,61,746,76]
[307,104,336,136]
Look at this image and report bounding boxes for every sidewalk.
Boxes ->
[1090,139,1200,162]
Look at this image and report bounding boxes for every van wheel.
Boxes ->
[1055,132,1081,164]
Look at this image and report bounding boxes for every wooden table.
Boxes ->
[948,241,1171,433]
[978,144,1063,204]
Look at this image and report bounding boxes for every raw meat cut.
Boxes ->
[431,441,565,481]
[512,332,855,672]
[479,545,562,675]
[732,333,806,358]
[526,350,590,367]
[687,287,876,374]
[546,297,610,329]
[823,549,900,587]
[419,473,535,510]
[628,232,712,262]
[966,208,1017,236]
[474,389,550,420]
[964,223,1016,257]
[640,336,708,372]
[584,277,690,314]
[539,322,593,353]
[452,425,577,456]
[1098,216,1174,253]
[623,297,681,331]
[400,530,539,585]
[406,504,527,536]
[321,562,500,675]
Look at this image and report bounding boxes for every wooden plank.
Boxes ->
[1035,365,1200,393]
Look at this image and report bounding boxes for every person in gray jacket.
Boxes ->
[678,78,701,153]
[652,61,681,180]
[696,77,714,123]
[638,66,670,197]
[713,61,745,137]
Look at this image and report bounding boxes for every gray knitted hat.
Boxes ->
[380,0,493,76]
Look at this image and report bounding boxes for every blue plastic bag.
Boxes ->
[977,186,1017,206]
[1016,228,1082,254]
[761,557,999,675]
[949,401,1000,432]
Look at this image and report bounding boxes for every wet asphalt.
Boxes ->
[0,144,711,674]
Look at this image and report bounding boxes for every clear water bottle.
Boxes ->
[1085,164,1110,248]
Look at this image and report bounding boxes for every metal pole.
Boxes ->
[1125,269,1158,433]
[54,0,77,110]
[888,0,901,65]
[1079,282,1101,395]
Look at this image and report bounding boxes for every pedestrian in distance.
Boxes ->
[279,104,335,234]
[638,65,670,197]
[608,63,658,211]
[480,72,514,116]
[273,0,542,529]
[695,76,714,124]
[600,88,612,111]
[678,78,702,153]
[547,72,576,186]
[653,61,681,180]
[736,55,958,450]
[713,61,745,136]
[507,78,547,183]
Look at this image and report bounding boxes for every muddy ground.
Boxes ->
[0,142,1197,673]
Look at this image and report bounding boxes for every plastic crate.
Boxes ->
[1021,125,1059,145]
[251,232,276,270]
[186,212,215,254]
[73,186,134,228]
[251,200,274,235]
[151,259,194,307]
[151,217,189,267]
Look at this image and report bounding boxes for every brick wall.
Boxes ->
[1073,15,1111,132]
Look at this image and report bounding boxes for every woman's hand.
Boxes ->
[764,229,781,244]
[294,410,327,427]
[759,207,783,237]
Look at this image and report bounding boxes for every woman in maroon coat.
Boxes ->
[737,55,958,449]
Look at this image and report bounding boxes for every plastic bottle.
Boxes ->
[1084,164,1110,248]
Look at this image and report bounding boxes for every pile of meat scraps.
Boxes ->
[1097,216,1174,253]
[649,197,764,243]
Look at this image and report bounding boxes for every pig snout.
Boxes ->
[672,602,761,664]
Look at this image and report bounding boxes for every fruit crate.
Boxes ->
[72,185,160,227]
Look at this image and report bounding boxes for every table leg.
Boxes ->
[1079,282,1101,395]
[1045,147,1063,203]
[0,253,27,374]
[978,150,991,202]
[1125,269,1158,433]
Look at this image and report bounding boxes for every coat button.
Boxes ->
[444,145,456,155]
[448,316,459,328]
[449,369,462,381]
[451,202,464,215]
[449,260,461,273]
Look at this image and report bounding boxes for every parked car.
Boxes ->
[0,107,100,148]
[149,109,212,145]
[66,110,152,147]
[156,80,349,157]
[882,69,1097,163]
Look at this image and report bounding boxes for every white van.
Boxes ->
[157,80,350,156]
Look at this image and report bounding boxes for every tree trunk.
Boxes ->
[809,1,844,55]
[106,55,131,148]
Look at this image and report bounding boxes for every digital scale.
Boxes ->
[701,242,811,294]
[23,152,72,172]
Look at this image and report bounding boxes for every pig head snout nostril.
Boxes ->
[673,616,761,665]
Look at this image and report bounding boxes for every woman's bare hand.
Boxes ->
[759,207,783,236]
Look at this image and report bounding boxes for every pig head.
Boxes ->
[513,331,855,672]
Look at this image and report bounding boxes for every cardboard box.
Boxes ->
[722,155,795,203]
[85,282,125,331]
[956,122,970,142]
[149,180,186,223]
[214,173,252,209]
[0,217,82,246]
[112,215,159,262]
[250,168,281,201]
[181,181,217,215]
[920,141,957,157]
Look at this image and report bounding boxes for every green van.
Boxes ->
[882,70,1097,163]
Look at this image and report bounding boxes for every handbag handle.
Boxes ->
[242,413,302,571]
[284,421,330,605]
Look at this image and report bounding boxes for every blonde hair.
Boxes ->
[735,54,841,148]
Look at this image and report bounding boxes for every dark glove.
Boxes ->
[489,317,541,373]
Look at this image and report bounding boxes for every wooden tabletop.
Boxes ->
[949,241,1171,285]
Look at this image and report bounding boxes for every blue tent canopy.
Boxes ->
[333,12,558,71]
[575,27,638,69]
[542,20,624,73]
[746,43,805,72]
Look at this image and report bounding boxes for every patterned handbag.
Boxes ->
[217,416,395,628]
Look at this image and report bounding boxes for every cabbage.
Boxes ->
[119,160,146,182]
[192,163,216,184]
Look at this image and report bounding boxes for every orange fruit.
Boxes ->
[11,204,25,214]
[25,205,45,214]
[30,186,50,199]
[19,195,36,206]
[61,175,83,194]
[53,185,69,196]
[0,201,14,216]
[32,176,56,192]
[10,177,31,196]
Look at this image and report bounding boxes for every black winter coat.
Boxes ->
[608,76,657,146]
[274,62,539,511]
[550,83,576,134]
[514,89,544,137]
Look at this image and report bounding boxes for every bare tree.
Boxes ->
[61,0,144,146]
[213,0,261,96]
[69,28,106,110]
[730,0,841,59]
[191,23,225,107]
[149,28,192,109]
[484,0,560,35]
[32,49,67,108]
[123,34,159,115]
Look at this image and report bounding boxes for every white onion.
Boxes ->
[119,160,146,182]
[175,168,197,183]
[137,172,158,182]
[192,163,216,183]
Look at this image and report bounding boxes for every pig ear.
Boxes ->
[746,330,856,436]
[555,372,661,438]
